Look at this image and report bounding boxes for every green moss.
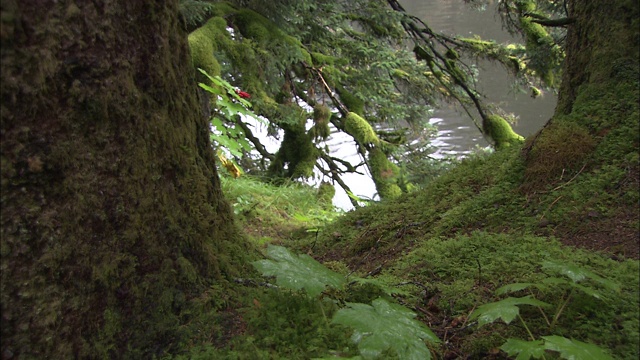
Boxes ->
[1,2,256,358]
[268,120,318,179]
[336,86,365,115]
[519,17,556,86]
[390,68,410,79]
[309,104,332,140]
[316,182,336,206]
[413,45,433,62]
[188,17,231,80]
[311,52,336,66]
[234,9,311,65]
[515,0,537,13]
[344,112,379,145]
[483,115,524,150]
[177,256,199,284]
[524,121,596,189]
[446,48,459,60]
[368,147,402,199]
[445,59,466,82]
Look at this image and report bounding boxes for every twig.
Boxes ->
[552,163,587,191]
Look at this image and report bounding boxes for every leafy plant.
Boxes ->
[470,260,618,360]
[331,298,440,360]
[252,245,440,359]
[252,245,346,297]
[198,68,263,175]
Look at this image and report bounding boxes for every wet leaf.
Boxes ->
[500,338,545,360]
[541,261,620,292]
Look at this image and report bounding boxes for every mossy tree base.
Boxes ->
[0,1,250,358]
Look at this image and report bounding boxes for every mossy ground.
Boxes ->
[173,132,638,359]
[170,2,639,356]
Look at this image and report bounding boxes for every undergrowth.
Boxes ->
[220,174,341,244]
[192,138,638,359]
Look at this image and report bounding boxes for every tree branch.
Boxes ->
[235,119,275,161]
[531,17,576,27]
[318,153,361,208]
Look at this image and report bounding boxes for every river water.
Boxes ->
[250,1,557,210]
[401,0,557,157]
[321,1,557,209]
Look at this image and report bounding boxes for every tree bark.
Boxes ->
[0,1,247,358]
[523,0,639,187]
[555,0,639,115]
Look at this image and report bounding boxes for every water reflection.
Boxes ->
[402,0,557,146]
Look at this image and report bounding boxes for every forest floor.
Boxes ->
[554,208,639,260]
[212,148,639,359]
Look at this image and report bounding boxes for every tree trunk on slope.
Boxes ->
[0,1,248,358]
[523,0,639,187]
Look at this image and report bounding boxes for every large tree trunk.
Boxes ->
[523,0,639,187]
[1,1,248,358]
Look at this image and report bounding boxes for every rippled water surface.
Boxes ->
[249,1,558,210]
[402,0,557,157]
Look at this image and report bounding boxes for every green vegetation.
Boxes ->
[3,0,637,359]
[470,260,619,359]
[204,133,638,358]
[179,0,550,203]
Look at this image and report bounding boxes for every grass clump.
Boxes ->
[220,174,341,244]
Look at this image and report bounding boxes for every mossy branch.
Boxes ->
[531,17,576,27]
[387,0,495,139]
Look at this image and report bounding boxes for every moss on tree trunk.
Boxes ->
[523,0,639,188]
[0,1,249,358]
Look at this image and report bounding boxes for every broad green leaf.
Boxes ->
[252,245,346,297]
[332,298,439,360]
[495,283,537,295]
[500,338,545,360]
[470,296,550,327]
[210,117,226,131]
[541,261,620,292]
[569,282,604,300]
[542,335,614,360]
